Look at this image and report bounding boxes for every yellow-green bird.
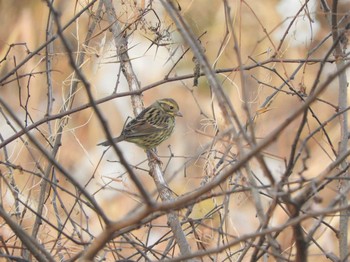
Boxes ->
[98,98,182,149]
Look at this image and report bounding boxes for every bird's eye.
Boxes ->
[169,106,174,110]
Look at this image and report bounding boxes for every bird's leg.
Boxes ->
[146,149,163,165]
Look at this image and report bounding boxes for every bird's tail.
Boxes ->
[97,136,123,146]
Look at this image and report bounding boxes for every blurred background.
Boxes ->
[0,0,348,261]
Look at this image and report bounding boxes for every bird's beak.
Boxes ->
[175,111,183,117]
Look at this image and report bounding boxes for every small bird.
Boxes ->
[98,98,182,149]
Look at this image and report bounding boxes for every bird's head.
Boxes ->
[157,98,183,117]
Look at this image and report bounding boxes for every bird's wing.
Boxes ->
[123,118,167,137]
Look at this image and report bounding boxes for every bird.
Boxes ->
[98,98,182,150]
